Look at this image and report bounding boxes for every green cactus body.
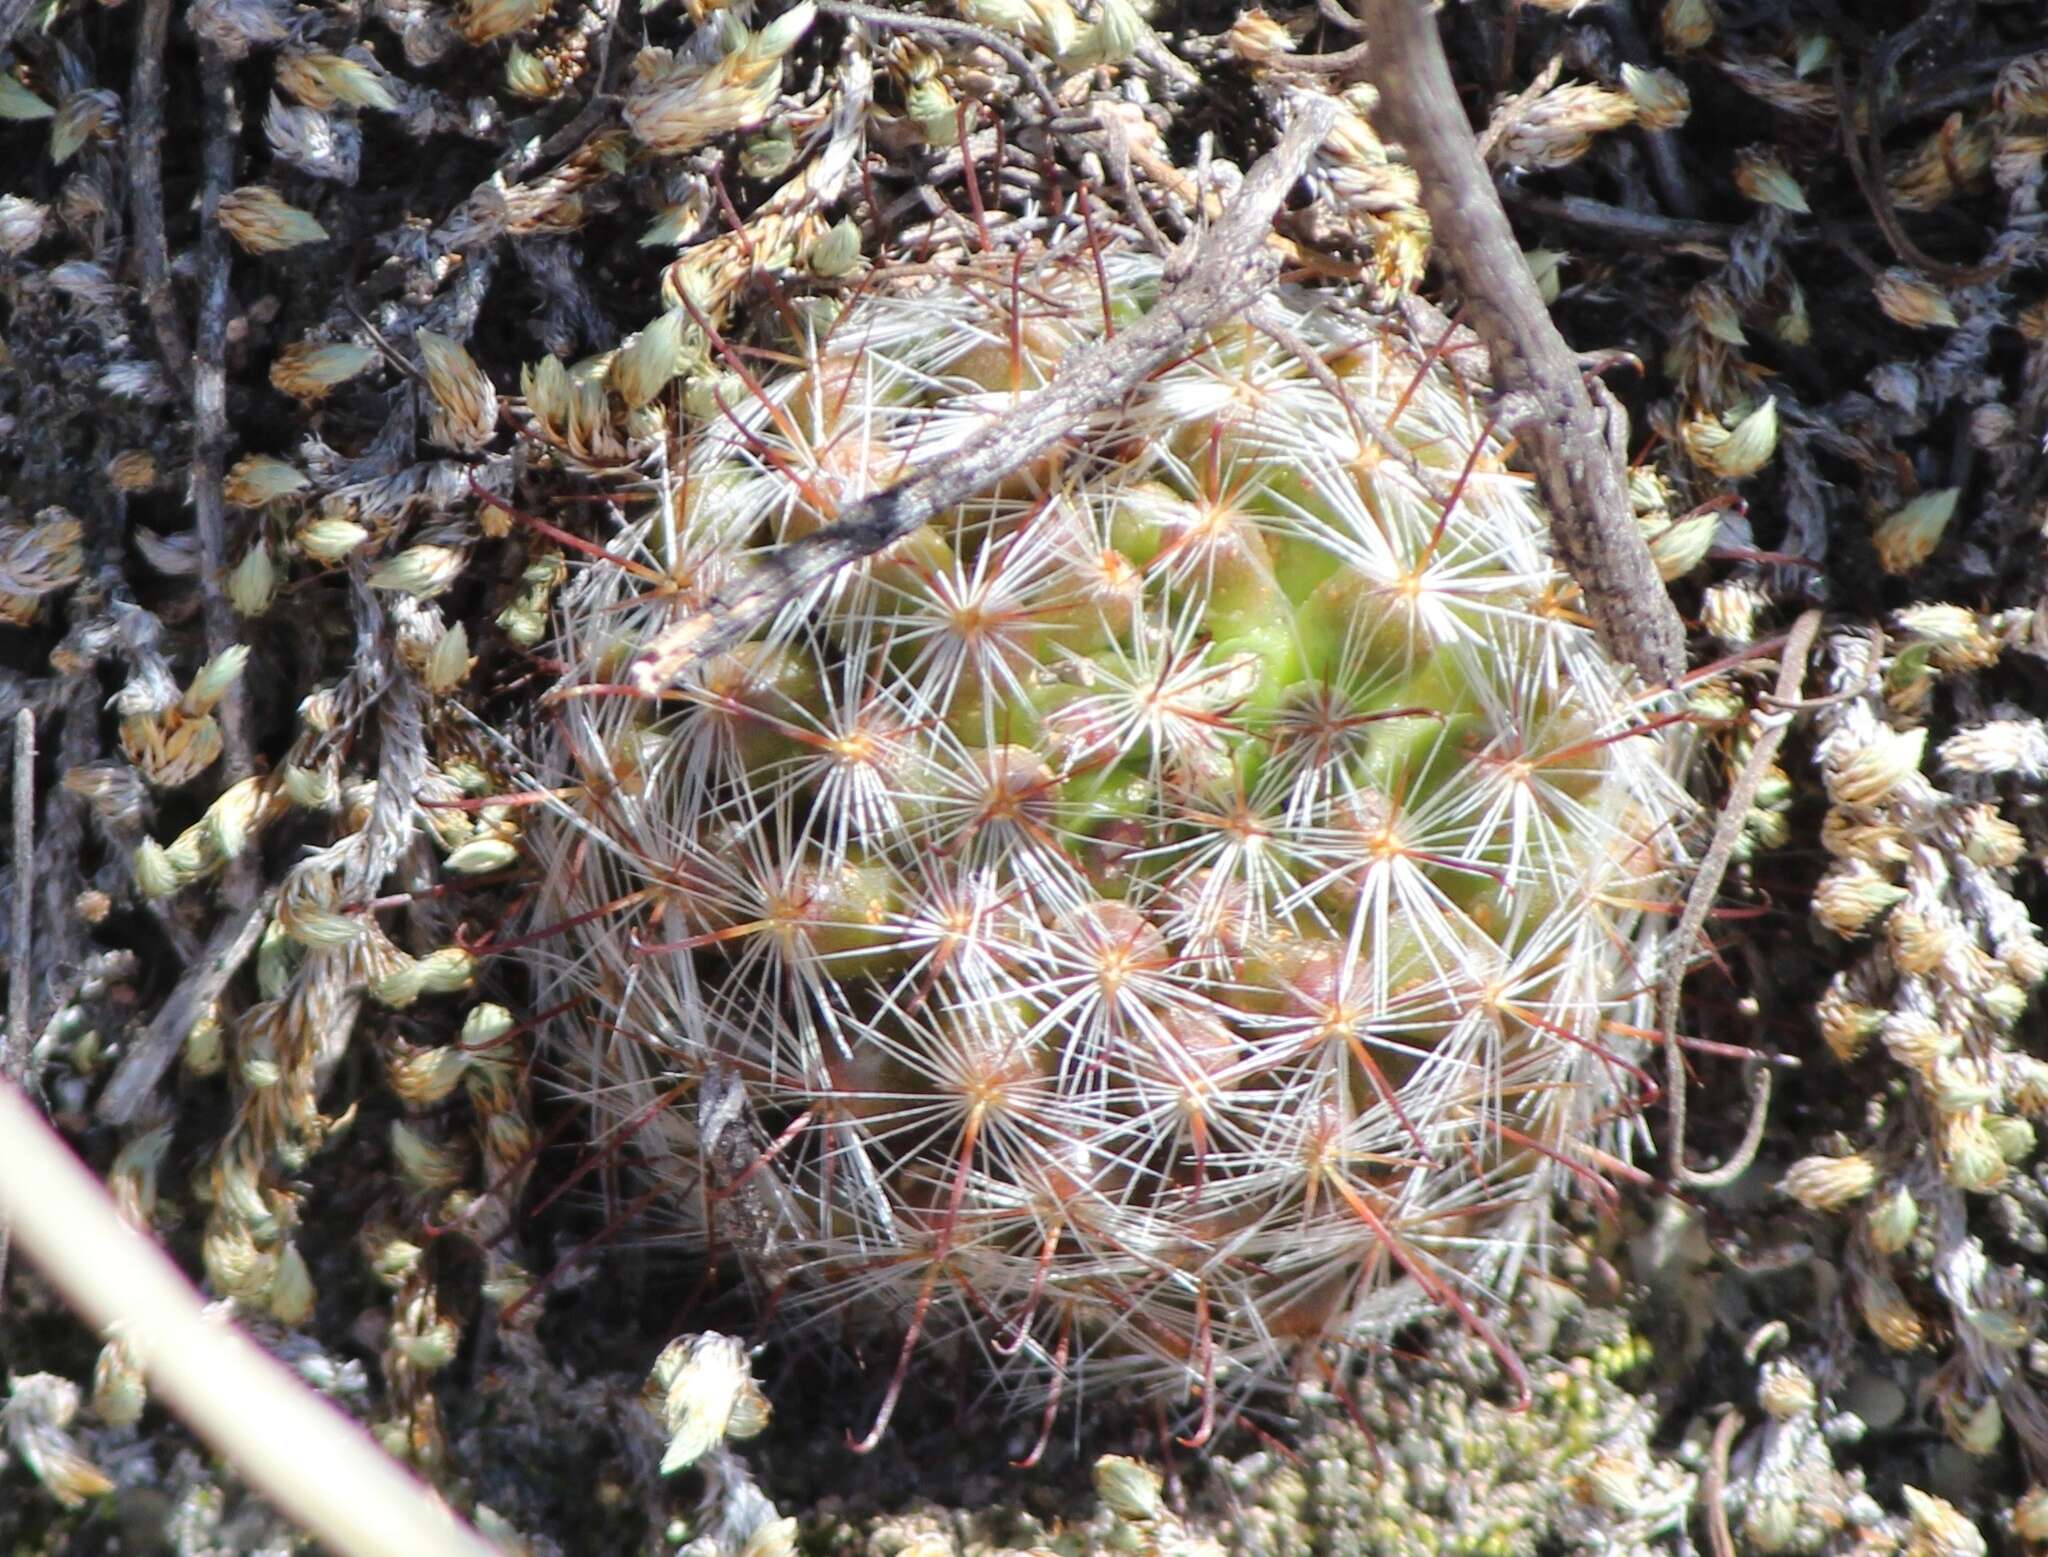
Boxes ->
[523,246,1688,1438]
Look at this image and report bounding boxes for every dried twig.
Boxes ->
[0,1080,501,1557]
[126,0,191,389]
[1658,609,1825,1190]
[98,886,276,1125]
[1358,0,1685,690]
[815,0,1063,121]
[1,707,33,1303]
[624,95,1339,694]
[1505,192,1734,251]
[192,39,256,915]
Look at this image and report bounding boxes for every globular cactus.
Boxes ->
[517,244,1689,1450]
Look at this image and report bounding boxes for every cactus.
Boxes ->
[517,244,1689,1450]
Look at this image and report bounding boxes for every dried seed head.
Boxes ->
[1059,0,1146,74]
[1984,1113,2035,1165]
[1661,0,1714,50]
[368,543,466,599]
[2013,1487,2048,1543]
[218,185,329,254]
[1866,1185,1919,1254]
[1644,512,1718,580]
[1756,1358,1817,1420]
[1872,488,1960,575]
[92,1332,147,1427]
[390,1121,467,1192]
[1901,1488,1986,1557]
[1856,1268,1927,1352]
[426,622,474,694]
[610,309,692,411]
[1733,146,1811,213]
[1889,114,1992,211]
[276,51,399,113]
[457,0,553,46]
[1620,63,1690,130]
[1689,283,1747,346]
[1817,981,1884,1062]
[647,1334,770,1473]
[1881,1010,1953,1074]
[1681,397,1778,478]
[0,194,50,255]
[622,6,814,156]
[1779,1151,1880,1211]
[1873,268,1959,330]
[1813,860,1908,937]
[229,542,277,616]
[1941,719,2048,780]
[0,509,87,623]
[1491,82,1637,169]
[271,339,378,400]
[415,331,499,452]
[1827,725,1926,807]
[1941,1111,2008,1193]
[1895,603,1999,670]
[1700,578,1766,649]
[1994,53,2048,121]
[295,514,372,563]
[224,453,310,506]
[50,89,120,166]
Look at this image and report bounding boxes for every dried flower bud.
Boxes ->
[0,194,50,255]
[369,543,466,599]
[1895,603,1999,670]
[183,1010,224,1076]
[204,775,266,860]
[1734,146,1811,213]
[807,216,864,279]
[0,509,87,623]
[1780,1151,1879,1211]
[1644,513,1718,581]
[1816,983,1883,1062]
[1866,1185,1918,1253]
[267,1240,315,1326]
[276,51,399,113]
[50,89,119,166]
[218,185,329,254]
[1700,579,1765,649]
[4,1374,115,1507]
[391,1121,467,1192]
[1813,861,1907,937]
[1940,719,2048,779]
[416,946,477,994]
[296,514,371,562]
[1881,1010,1952,1073]
[1060,0,1146,73]
[610,309,690,411]
[1827,725,1925,807]
[225,454,309,507]
[388,1040,472,1106]
[457,0,552,45]
[1619,63,1690,130]
[1873,268,1959,330]
[424,622,474,695]
[271,340,377,400]
[229,542,276,616]
[623,6,814,156]
[1901,1487,1986,1557]
[183,645,250,716]
[1856,1267,1926,1352]
[1688,283,1746,345]
[92,1332,146,1427]
[1661,0,1714,50]
[1889,114,1992,212]
[648,1333,770,1473]
[1873,488,1960,575]
[1941,1111,2007,1192]
[1774,281,1811,345]
[1756,1359,1817,1420]
[739,1519,798,1557]
[445,836,519,874]
[1681,397,1778,479]
[132,837,183,898]
[1930,1056,1996,1114]
[1490,83,1636,170]
[415,331,498,452]
[1994,53,2048,121]
[371,957,427,1009]
[1985,1113,2035,1165]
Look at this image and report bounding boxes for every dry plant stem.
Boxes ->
[0,1080,500,1557]
[1506,192,1734,251]
[98,887,276,1125]
[627,95,1339,692]
[1702,1408,1742,1557]
[1658,608,1824,1190]
[1357,0,1685,690]
[815,0,1063,120]
[2,709,33,1304]
[193,39,256,905]
[127,0,191,388]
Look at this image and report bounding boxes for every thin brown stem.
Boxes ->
[1359,0,1685,690]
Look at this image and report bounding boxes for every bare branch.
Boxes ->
[1358,0,1686,689]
